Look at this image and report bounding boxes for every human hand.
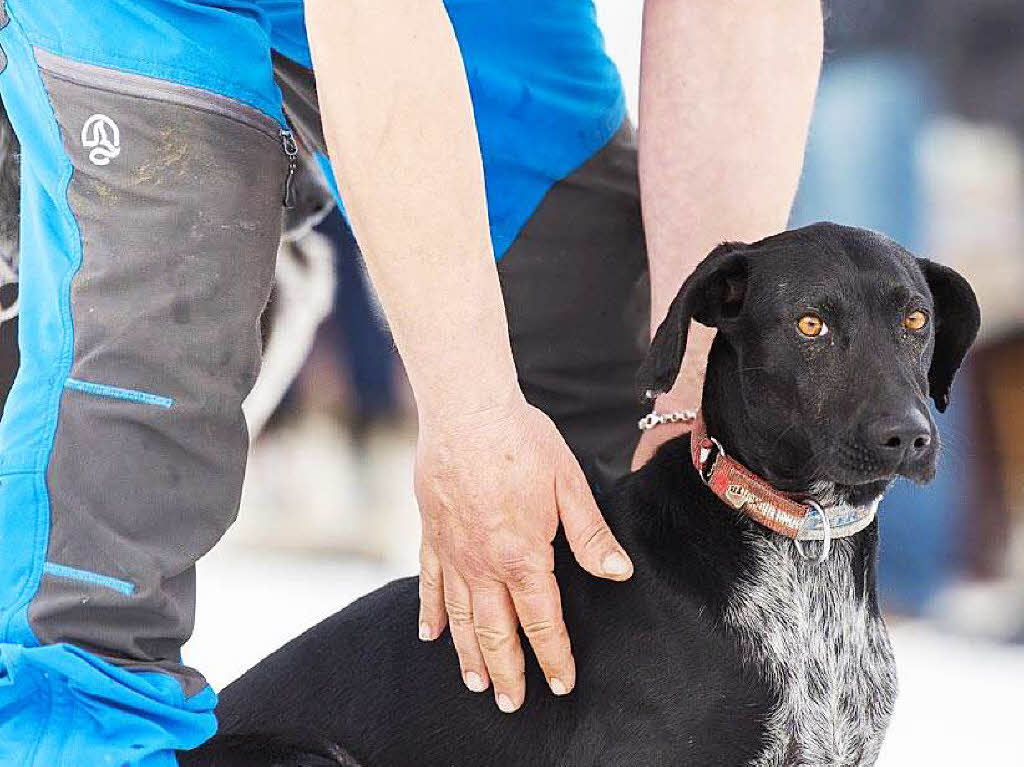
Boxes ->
[416,396,633,713]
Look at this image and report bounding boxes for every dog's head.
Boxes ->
[638,222,981,503]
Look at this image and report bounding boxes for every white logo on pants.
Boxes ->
[81,114,120,166]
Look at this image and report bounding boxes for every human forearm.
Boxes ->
[305,0,519,424]
[638,0,823,401]
[306,1,632,712]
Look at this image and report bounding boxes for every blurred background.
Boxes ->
[2,1,1023,765]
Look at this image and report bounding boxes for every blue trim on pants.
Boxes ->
[65,377,175,409]
[0,6,80,654]
[42,562,137,596]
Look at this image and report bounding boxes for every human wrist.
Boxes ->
[415,376,526,433]
[651,387,699,413]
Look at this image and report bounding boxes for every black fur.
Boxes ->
[181,449,775,767]
[184,733,362,767]
[181,223,979,767]
[914,258,981,412]
[636,239,748,398]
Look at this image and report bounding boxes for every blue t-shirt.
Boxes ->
[268,0,627,259]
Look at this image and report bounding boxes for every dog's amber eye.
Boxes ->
[797,314,827,337]
[904,310,928,331]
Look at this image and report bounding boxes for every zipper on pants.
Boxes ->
[281,129,298,209]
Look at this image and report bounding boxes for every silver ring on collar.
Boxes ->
[795,500,832,563]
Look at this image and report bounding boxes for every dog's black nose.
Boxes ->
[865,408,932,457]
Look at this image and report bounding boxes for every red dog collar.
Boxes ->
[689,411,878,560]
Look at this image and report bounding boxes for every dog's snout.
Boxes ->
[864,408,932,457]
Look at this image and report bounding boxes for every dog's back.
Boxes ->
[181,469,777,767]
[182,451,894,767]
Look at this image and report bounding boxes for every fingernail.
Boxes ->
[549,677,568,696]
[496,693,517,714]
[419,622,432,641]
[602,551,631,577]
[464,671,486,693]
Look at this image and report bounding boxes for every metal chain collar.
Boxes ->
[637,409,697,432]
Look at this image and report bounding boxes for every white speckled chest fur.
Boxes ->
[724,533,898,767]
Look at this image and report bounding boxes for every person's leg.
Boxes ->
[496,123,649,494]
[269,88,645,494]
[0,2,290,764]
[266,9,645,491]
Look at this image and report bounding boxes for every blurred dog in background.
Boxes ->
[0,99,19,413]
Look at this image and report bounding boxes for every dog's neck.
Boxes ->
[689,411,880,555]
[620,432,883,644]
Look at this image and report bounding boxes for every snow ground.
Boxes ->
[188,539,1024,766]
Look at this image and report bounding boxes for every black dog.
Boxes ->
[182,223,979,767]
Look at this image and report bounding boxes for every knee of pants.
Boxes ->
[0,28,290,691]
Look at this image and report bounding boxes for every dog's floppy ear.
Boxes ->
[916,258,981,412]
[637,242,748,399]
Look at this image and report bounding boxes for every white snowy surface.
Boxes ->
[188,543,1024,766]
[882,623,1024,766]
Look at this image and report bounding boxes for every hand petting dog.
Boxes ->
[415,397,633,713]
